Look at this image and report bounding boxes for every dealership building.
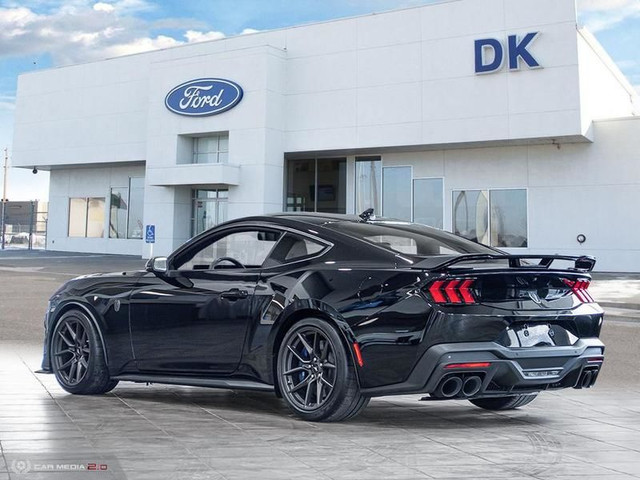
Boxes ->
[12,0,640,271]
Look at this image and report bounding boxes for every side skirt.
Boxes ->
[112,374,275,392]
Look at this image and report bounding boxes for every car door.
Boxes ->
[129,227,282,374]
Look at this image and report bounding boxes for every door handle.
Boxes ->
[220,288,249,300]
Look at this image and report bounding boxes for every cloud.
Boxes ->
[577,0,640,31]
[0,94,16,111]
[92,2,114,13]
[184,29,225,43]
[0,2,233,65]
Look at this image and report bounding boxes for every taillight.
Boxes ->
[427,278,476,304]
[562,278,594,303]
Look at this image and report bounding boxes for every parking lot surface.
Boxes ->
[1,251,640,479]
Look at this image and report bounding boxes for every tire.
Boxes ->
[469,394,538,411]
[276,318,368,422]
[51,309,118,395]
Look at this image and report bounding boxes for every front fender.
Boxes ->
[43,298,109,372]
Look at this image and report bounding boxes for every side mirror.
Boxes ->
[146,256,168,274]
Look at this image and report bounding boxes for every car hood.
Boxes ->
[50,270,149,300]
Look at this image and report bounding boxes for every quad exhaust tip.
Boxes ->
[438,376,463,398]
[436,375,483,398]
[462,376,482,397]
[575,368,599,389]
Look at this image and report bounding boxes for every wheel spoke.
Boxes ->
[287,345,309,364]
[323,362,336,369]
[320,377,334,389]
[59,357,74,370]
[316,376,323,403]
[283,366,306,376]
[68,360,78,383]
[320,339,330,361]
[289,375,312,394]
[58,331,73,347]
[53,348,73,356]
[76,361,84,382]
[297,332,314,356]
[66,322,77,342]
[304,378,314,406]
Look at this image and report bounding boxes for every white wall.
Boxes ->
[380,117,640,272]
[284,0,585,151]
[13,0,590,173]
[47,164,145,255]
[577,29,639,134]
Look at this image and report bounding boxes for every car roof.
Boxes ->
[222,212,363,227]
[271,212,362,224]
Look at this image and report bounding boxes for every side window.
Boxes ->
[264,233,326,267]
[177,230,281,270]
[285,236,324,261]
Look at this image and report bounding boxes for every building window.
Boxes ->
[193,133,229,164]
[453,189,527,247]
[192,189,228,237]
[285,158,346,214]
[489,189,528,248]
[108,178,145,239]
[109,188,128,239]
[355,156,381,215]
[382,166,412,221]
[68,197,105,238]
[127,178,145,239]
[413,178,444,229]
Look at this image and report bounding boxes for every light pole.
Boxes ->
[1,147,8,250]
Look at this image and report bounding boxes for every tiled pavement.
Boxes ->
[1,252,640,479]
[1,343,640,480]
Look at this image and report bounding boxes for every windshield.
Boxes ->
[327,221,497,257]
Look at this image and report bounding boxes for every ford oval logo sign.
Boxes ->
[165,78,243,116]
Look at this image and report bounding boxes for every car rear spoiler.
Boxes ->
[413,254,596,273]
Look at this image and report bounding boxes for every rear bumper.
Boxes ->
[360,338,605,397]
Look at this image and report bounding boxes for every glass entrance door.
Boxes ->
[192,189,228,237]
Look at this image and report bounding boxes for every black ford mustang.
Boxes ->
[39,212,605,421]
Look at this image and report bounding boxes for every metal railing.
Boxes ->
[0,200,48,250]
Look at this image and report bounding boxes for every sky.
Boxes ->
[0,0,639,201]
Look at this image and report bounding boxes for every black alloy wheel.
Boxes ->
[52,316,90,386]
[51,310,118,395]
[281,325,338,411]
[277,318,369,422]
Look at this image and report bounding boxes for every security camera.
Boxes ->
[32,166,38,174]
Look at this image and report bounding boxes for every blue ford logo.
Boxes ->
[165,78,243,116]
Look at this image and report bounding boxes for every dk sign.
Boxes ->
[475,32,540,74]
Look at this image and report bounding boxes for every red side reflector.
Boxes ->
[587,357,603,363]
[445,362,491,369]
[353,342,364,367]
[428,280,447,303]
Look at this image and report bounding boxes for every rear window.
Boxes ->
[327,221,496,257]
